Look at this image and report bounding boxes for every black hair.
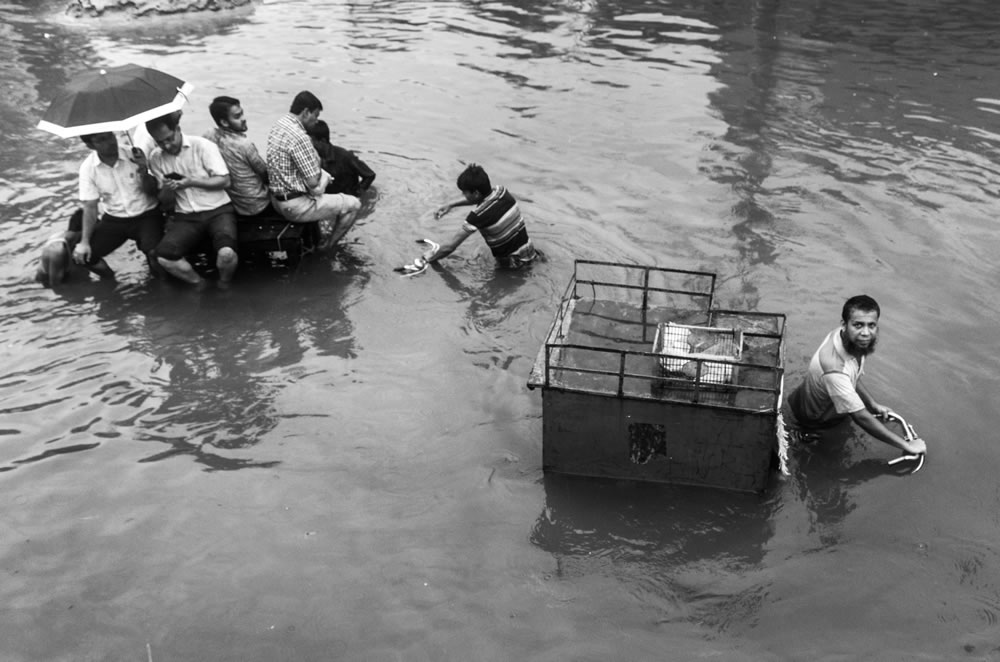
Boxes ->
[145,111,180,134]
[290,91,323,115]
[209,96,240,126]
[307,119,330,142]
[456,163,491,197]
[80,132,113,148]
[842,295,880,323]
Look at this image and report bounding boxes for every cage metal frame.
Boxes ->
[527,260,786,414]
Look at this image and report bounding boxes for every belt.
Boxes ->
[273,190,306,202]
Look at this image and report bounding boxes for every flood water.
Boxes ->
[2,0,1000,659]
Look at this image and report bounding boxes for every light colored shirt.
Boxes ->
[790,328,866,424]
[266,113,320,196]
[78,145,158,218]
[203,127,270,216]
[148,134,231,215]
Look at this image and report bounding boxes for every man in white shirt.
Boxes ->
[72,131,163,278]
[146,113,238,288]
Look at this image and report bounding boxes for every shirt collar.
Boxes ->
[94,146,132,169]
[833,328,864,370]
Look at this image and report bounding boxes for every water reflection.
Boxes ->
[530,474,776,630]
[0,257,365,472]
[786,421,924,546]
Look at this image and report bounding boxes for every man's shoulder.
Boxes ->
[147,146,168,167]
[817,329,852,374]
[186,134,214,148]
[272,113,300,132]
[78,151,100,174]
[202,127,223,144]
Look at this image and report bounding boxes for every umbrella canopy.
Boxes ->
[37,63,195,138]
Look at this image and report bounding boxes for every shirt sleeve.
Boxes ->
[289,134,320,182]
[821,372,865,415]
[147,151,165,184]
[243,141,269,178]
[462,210,482,233]
[78,158,99,202]
[199,139,230,177]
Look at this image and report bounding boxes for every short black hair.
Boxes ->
[80,132,113,148]
[145,111,180,134]
[456,164,491,197]
[842,295,880,323]
[209,96,240,126]
[290,91,323,115]
[307,119,330,142]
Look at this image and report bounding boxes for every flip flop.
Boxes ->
[394,239,440,278]
[394,257,428,277]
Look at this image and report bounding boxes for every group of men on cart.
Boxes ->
[41,90,373,289]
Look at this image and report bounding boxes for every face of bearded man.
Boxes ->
[841,308,879,357]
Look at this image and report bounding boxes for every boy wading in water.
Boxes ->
[423,164,537,269]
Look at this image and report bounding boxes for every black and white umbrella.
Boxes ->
[37,63,194,138]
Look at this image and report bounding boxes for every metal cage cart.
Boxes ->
[527,260,786,493]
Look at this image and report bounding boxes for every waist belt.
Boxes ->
[273,190,306,202]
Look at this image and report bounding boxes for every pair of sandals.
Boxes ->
[394,239,439,277]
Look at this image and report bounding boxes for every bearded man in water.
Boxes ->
[785,294,926,456]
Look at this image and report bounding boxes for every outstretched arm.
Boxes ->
[855,379,891,418]
[434,198,474,219]
[850,408,926,455]
[424,228,473,262]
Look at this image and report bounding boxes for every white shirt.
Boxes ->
[148,134,231,215]
[78,144,159,218]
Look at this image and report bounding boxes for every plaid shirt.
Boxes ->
[266,113,320,196]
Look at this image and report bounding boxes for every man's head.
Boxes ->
[80,132,118,158]
[290,91,323,130]
[456,163,491,202]
[306,119,331,143]
[840,294,880,356]
[209,96,247,133]
[146,112,184,156]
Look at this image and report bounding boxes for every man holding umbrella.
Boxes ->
[73,130,163,278]
[37,64,198,280]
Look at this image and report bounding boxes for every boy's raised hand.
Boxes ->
[434,204,452,219]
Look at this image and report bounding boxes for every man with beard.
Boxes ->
[203,96,272,220]
[786,295,926,455]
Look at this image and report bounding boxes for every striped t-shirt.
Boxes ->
[462,186,531,259]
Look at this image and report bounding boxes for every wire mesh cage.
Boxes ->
[652,322,743,386]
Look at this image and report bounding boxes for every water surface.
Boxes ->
[2,0,1000,659]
